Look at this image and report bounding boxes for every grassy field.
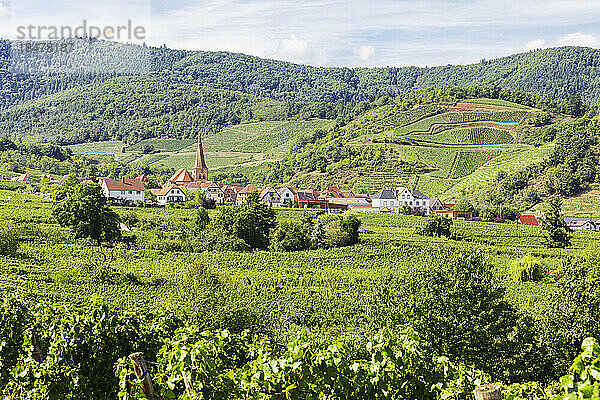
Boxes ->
[126,138,196,152]
[1,188,598,333]
[68,141,125,154]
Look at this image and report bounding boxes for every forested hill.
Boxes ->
[2,39,600,109]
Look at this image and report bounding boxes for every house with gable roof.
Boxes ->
[394,187,431,215]
[150,183,186,205]
[99,177,146,205]
[371,189,398,209]
[188,181,225,203]
[236,184,258,204]
[260,187,281,206]
[277,187,296,206]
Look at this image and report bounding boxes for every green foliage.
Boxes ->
[321,212,362,248]
[510,253,544,282]
[4,297,179,399]
[194,208,210,232]
[503,381,554,400]
[209,198,276,251]
[117,326,489,400]
[0,224,19,256]
[549,118,598,196]
[560,337,600,399]
[541,252,600,379]
[269,219,309,252]
[52,179,121,244]
[417,213,453,238]
[368,249,520,380]
[540,197,572,248]
[3,40,599,112]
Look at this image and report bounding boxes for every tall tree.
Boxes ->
[52,178,121,244]
[540,196,572,248]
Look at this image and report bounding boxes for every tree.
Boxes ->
[195,208,210,231]
[52,180,121,244]
[270,219,308,252]
[417,214,453,238]
[210,198,276,250]
[454,198,475,213]
[540,196,572,248]
[341,212,362,245]
[368,249,521,380]
[310,218,326,249]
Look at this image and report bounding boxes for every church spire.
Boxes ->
[192,133,208,181]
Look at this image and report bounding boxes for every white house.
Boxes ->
[151,183,186,205]
[372,189,399,209]
[277,187,296,206]
[371,187,433,215]
[99,178,145,204]
[394,187,431,215]
[567,220,596,231]
[200,181,225,203]
[259,187,282,206]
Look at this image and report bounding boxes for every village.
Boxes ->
[6,134,599,231]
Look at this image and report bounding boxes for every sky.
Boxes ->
[1,0,600,67]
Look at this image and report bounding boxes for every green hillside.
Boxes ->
[68,119,336,172]
[3,39,600,111]
[206,88,596,215]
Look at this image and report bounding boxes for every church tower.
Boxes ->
[191,134,208,181]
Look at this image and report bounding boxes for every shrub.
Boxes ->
[417,213,453,238]
[0,224,19,256]
[368,248,520,380]
[270,219,309,251]
[509,253,544,282]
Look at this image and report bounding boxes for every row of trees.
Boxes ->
[52,183,362,252]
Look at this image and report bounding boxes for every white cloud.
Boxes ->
[0,2,8,18]
[523,38,546,52]
[354,45,375,61]
[556,32,598,48]
[0,1,10,38]
[275,34,309,59]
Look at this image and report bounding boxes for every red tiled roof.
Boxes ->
[519,215,539,225]
[101,178,145,191]
[168,168,193,184]
[239,184,258,194]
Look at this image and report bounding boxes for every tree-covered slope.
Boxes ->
[0,75,303,145]
[3,39,600,109]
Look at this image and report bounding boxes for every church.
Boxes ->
[167,134,209,186]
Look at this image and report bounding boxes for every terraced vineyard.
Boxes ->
[65,99,547,200]
[395,110,527,135]
[404,127,513,145]
[352,171,414,193]
[449,150,502,179]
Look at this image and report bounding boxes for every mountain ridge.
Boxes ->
[2,41,600,109]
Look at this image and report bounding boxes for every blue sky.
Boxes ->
[2,0,600,67]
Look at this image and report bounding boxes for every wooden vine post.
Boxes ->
[474,383,502,400]
[27,327,43,363]
[129,352,155,400]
